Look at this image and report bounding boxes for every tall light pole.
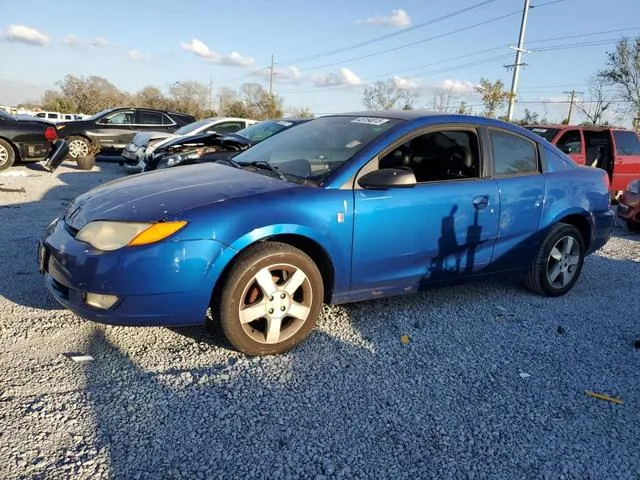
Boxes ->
[506,0,532,122]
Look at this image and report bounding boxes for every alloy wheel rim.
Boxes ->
[69,139,89,158]
[0,145,8,166]
[546,235,580,289]
[238,263,312,344]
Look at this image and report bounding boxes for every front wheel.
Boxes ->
[522,223,585,297]
[214,242,324,356]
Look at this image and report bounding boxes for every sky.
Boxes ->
[1,0,639,123]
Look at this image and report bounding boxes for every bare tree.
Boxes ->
[56,74,125,114]
[474,78,510,118]
[289,106,314,118]
[362,79,418,110]
[429,86,458,112]
[237,83,284,119]
[218,86,238,115]
[134,86,168,110]
[599,36,640,124]
[575,76,612,125]
[41,89,77,113]
[167,80,210,118]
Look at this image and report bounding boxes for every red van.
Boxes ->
[524,125,640,197]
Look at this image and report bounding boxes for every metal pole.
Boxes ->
[506,0,531,122]
[566,90,576,124]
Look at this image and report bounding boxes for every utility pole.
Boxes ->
[208,74,213,112]
[505,0,532,122]
[268,54,275,117]
[564,89,583,124]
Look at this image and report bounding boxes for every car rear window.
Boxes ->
[523,127,560,142]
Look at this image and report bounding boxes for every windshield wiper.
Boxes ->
[239,160,288,182]
[214,157,242,169]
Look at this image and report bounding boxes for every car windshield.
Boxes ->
[524,126,560,142]
[0,110,14,120]
[174,118,217,136]
[232,115,402,182]
[233,120,299,142]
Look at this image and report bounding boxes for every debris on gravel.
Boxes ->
[1,162,639,479]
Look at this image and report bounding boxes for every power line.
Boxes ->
[296,9,522,73]
[278,0,499,65]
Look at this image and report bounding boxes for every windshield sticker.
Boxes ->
[350,117,389,126]
[531,128,547,132]
[277,121,293,127]
[345,140,361,149]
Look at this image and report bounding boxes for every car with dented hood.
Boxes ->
[38,111,615,355]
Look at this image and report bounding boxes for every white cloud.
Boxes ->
[61,34,109,48]
[440,79,476,93]
[312,68,363,88]
[2,25,50,46]
[128,50,142,61]
[253,65,303,85]
[356,9,411,28]
[181,39,254,67]
[87,37,108,48]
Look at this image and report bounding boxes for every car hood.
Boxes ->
[63,163,296,229]
[131,131,174,147]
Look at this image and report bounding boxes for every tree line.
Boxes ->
[27,75,314,120]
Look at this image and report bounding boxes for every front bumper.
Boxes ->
[38,217,229,326]
[122,147,146,172]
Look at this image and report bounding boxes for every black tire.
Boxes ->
[67,135,91,160]
[76,156,95,171]
[0,138,15,171]
[214,242,324,356]
[627,221,640,233]
[522,223,585,297]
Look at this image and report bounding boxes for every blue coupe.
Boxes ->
[38,111,614,355]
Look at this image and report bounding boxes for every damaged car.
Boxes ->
[0,110,62,170]
[122,117,258,173]
[616,179,640,232]
[145,118,311,171]
[38,111,614,356]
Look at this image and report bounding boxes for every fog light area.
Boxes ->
[84,292,119,309]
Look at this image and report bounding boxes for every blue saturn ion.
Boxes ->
[38,111,614,355]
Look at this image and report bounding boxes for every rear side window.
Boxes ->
[556,129,582,154]
[139,111,163,125]
[613,130,640,155]
[212,122,245,134]
[162,114,177,125]
[490,130,538,175]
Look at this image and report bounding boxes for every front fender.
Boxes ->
[204,224,349,301]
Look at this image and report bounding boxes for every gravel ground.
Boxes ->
[1,160,639,480]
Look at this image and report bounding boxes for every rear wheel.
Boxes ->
[214,242,324,356]
[523,223,585,297]
[67,136,91,160]
[0,139,15,170]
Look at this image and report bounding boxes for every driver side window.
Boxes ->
[102,110,134,125]
[378,129,480,182]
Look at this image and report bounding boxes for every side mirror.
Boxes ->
[358,168,417,190]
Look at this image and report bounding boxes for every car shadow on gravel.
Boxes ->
[0,165,123,311]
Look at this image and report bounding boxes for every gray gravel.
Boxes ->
[1,160,639,480]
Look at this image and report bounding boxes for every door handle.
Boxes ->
[473,195,489,209]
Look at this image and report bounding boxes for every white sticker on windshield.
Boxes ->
[532,128,547,132]
[350,117,389,125]
[277,121,293,127]
[345,140,361,148]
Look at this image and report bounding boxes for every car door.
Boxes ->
[555,128,585,165]
[351,125,501,292]
[483,127,545,270]
[94,109,136,150]
[611,129,640,191]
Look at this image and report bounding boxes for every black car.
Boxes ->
[56,107,195,161]
[0,110,60,170]
[146,118,311,170]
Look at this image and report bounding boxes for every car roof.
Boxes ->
[525,123,631,132]
[329,110,454,121]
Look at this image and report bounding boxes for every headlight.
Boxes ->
[76,220,187,251]
[627,179,640,194]
[158,151,202,169]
